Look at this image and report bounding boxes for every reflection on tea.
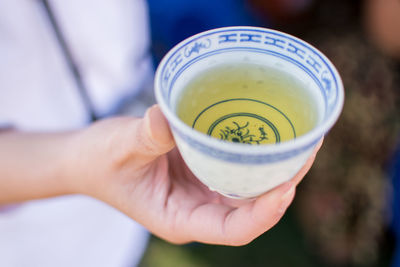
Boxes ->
[177,63,318,145]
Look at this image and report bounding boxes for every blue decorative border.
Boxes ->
[166,47,329,114]
[173,124,318,164]
[160,29,338,111]
[158,28,339,163]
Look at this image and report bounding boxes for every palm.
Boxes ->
[131,148,306,246]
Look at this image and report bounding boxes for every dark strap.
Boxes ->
[40,0,98,122]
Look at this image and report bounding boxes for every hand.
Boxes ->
[69,105,323,246]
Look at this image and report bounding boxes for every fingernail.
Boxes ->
[278,182,295,214]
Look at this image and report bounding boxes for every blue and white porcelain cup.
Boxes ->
[155,26,344,199]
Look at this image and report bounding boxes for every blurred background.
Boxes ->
[139,0,400,266]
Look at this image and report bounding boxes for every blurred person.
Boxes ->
[365,0,400,58]
[365,0,400,266]
[0,1,321,266]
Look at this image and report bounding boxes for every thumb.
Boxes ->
[135,104,175,159]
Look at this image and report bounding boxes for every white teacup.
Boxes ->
[155,26,344,199]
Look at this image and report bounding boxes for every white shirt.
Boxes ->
[0,0,152,266]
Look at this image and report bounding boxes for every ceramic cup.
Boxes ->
[155,26,344,199]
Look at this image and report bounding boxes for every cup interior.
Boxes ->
[155,26,344,155]
[171,52,324,115]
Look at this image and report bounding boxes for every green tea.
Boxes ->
[176,63,318,145]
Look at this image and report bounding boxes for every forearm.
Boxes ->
[0,129,77,204]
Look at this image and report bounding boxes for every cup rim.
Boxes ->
[155,26,344,155]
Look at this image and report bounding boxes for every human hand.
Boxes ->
[68,105,322,246]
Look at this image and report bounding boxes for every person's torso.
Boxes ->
[0,1,152,266]
[0,0,152,130]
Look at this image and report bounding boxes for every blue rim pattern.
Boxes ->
[156,27,342,163]
[161,29,338,108]
[166,47,330,115]
[173,124,318,163]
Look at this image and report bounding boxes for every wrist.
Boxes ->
[0,130,87,204]
[42,130,85,198]
[60,129,94,196]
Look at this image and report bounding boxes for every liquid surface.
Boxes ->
[176,63,318,145]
